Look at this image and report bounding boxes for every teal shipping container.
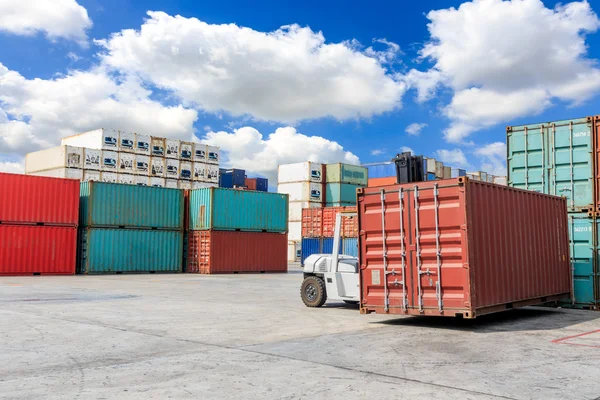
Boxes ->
[507,117,594,211]
[562,213,599,308]
[79,228,183,274]
[325,183,360,205]
[188,188,288,232]
[326,163,368,186]
[80,182,184,229]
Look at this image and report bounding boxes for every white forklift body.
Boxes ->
[300,212,359,307]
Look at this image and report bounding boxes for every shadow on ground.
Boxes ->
[374,307,600,332]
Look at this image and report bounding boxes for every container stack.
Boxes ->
[300,206,359,265]
[25,128,220,189]
[0,173,79,275]
[78,181,184,274]
[507,116,599,309]
[185,188,289,274]
[218,168,268,191]
[325,163,368,206]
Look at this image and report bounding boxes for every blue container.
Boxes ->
[256,178,268,192]
[224,169,246,187]
[507,117,594,211]
[343,237,358,258]
[80,182,184,230]
[364,162,395,179]
[79,228,183,274]
[451,168,467,178]
[219,170,233,188]
[325,183,360,204]
[301,237,343,265]
[562,213,598,308]
[426,173,436,181]
[188,188,288,232]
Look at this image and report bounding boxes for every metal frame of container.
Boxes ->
[358,178,571,318]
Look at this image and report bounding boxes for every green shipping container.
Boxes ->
[326,163,368,186]
[325,183,360,205]
[80,182,184,229]
[188,188,288,232]
[507,117,594,211]
[78,228,183,274]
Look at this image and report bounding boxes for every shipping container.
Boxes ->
[180,161,192,180]
[83,170,101,182]
[79,228,182,274]
[178,180,192,190]
[288,240,300,262]
[135,134,151,155]
[25,145,83,172]
[426,158,436,174]
[435,161,444,178]
[451,168,467,178]
[343,237,358,258]
[443,166,451,179]
[256,177,268,192]
[565,213,598,308]
[368,177,396,187]
[325,202,356,207]
[289,221,302,241]
[508,117,594,211]
[118,153,135,174]
[426,172,436,181]
[0,173,80,225]
[278,162,323,183]
[358,178,571,318]
[290,201,320,222]
[326,163,368,186]
[206,145,220,165]
[119,131,135,153]
[61,128,119,150]
[134,175,148,186]
[219,168,232,188]
[80,181,184,229]
[166,179,179,189]
[101,150,118,172]
[363,162,395,179]
[151,137,166,156]
[493,176,507,186]
[223,169,245,187]
[194,163,206,181]
[150,177,166,188]
[188,188,288,232]
[117,174,135,185]
[194,144,207,162]
[278,182,323,202]
[101,172,117,183]
[192,181,217,189]
[83,148,101,170]
[325,183,360,204]
[245,178,257,190]
[150,157,165,177]
[301,206,358,238]
[135,155,150,176]
[300,237,342,265]
[206,164,219,183]
[0,225,77,275]
[180,141,194,161]
[166,159,179,179]
[165,139,180,159]
[28,168,83,180]
[186,231,287,274]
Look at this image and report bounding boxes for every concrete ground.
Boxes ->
[0,268,599,400]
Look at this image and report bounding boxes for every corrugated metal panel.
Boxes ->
[80,181,184,229]
[343,237,358,257]
[256,178,268,192]
[301,238,321,265]
[325,183,360,204]
[302,208,322,237]
[188,188,288,232]
[564,213,597,307]
[507,117,594,211]
[0,173,79,226]
[0,225,77,275]
[186,230,287,273]
[364,163,395,179]
[358,178,571,318]
[326,164,368,185]
[368,177,396,187]
[80,228,183,274]
[322,237,342,255]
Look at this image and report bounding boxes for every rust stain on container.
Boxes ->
[358,178,571,318]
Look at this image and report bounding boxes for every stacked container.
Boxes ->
[300,206,358,265]
[507,116,599,309]
[0,173,79,275]
[78,182,184,274]
[325,163,367,206]
[185,188,288,273]
[25,129,220,189]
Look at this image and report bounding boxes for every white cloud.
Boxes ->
[0,0,92,44]
[0,157,24,173]
[203,125,212,132]
[408,0,600,142]
[436,148,469,168]
[405,122,427,136]
[0,63,198,156]
[400,146,414,154]
[97,11,406,123]
[370,149,385,156]
[203,126,359,182]
[474,142,506,176]
[364,38,402,64]
[67,52,82,62]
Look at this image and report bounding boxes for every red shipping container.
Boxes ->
[245,178,257,191]
[186,231,287,274]
[301,206,359,238]
[368,177,396,187]
[0,225,77,275]
[0,173,79,226]
[302,207,322,237]
[358,178,570,318]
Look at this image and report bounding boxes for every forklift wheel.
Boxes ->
[301,276,327,307]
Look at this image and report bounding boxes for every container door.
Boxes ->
[565,214,597,307]
[549,118,593,212]
[507,123,547,193]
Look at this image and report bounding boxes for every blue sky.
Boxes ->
[1,0,600,180]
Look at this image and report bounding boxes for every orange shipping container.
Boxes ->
[368,177,396,187]
[301,206,358,238]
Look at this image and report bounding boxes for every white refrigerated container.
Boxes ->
[134,155,150,176]
[25,145,84,172]
[83,170,101,182]
[118,131,135,153]
[101,172,118,183]
[180,161,192,180]
[165,158,179,179]
[180,141,194,161]
[206,164,219,183]
[83,148,102,170]
[135,134,151,155]
[165,179,179,189]
[192,181,218,189]
[28,168,83,180]
[134,175,149,186]
[151,137,166,157]
[61,128,119,150]
[117,174,135,185]
[101,150,119,171]
[150,157,166,177]
[277,182,323,202]
[149,177,165,187]
[278,162,322,184]
[206,145,220,165]
[165,139,180,159]
[194,144,207,162]
[118,152,135,174]
[288,201,321,222]
[193,162,206,181]
[178,180,192,189]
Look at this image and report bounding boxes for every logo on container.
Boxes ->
[167,165,178,174]
[181,149,192,159]
[167,144,179,155]
[208,152,219,162]
[104,158,117,168]
[104,136,117,147]
[181,169,192,179]
[120,159,133,169]
[311,170,321,180]
[137,161,148,171]
[67,153,81,167]
[152,146,164,156]
[195,149,206,160]
[152,164,164,175]
[121,139,134,149]
[137,141,149,151]
[310,189,321,199]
